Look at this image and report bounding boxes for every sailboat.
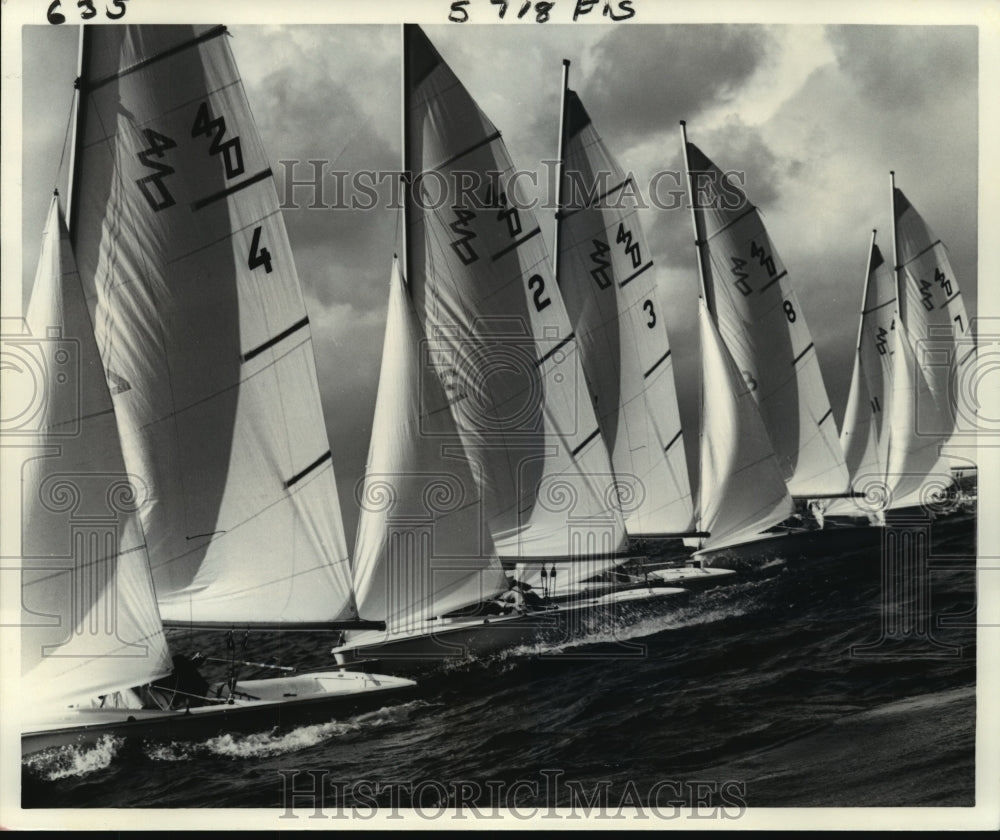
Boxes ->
[399,26,635,594]
[21,24,416,755]
[881,175,973,515]
[678,124,795,557]
[812,231,896,525]
[681,129,851,506]
[332,28,690,673]
[550,71,733,589]
[21,196,414,758]
[812,177,975,526]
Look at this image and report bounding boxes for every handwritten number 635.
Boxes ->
[47,0,128,24]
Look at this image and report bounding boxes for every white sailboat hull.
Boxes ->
[22,671,416,758]
[332,587,688,676]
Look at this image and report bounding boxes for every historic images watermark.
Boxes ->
[277,769,748,820]
[276,159,748,213]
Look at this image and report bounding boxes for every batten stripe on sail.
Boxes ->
[431,131,503,171]
[818,408,833,425]
[643,349,671,379]
[285,450,333,489]
[942,290,963,306]
[85,25,228,91]
[571,428,601,457]
[618,261,653,288]
[958,345,977,367]
[664,429,683,452]
[901,239,943,267]
[556,177,631,222]
[791,342,815,366]
[192,168,273,210]
[758,270,787,294]
[491,227,541,262]
[242,316,310,362]
[705,204,756,241]
[862,299,896,315]
[536,333,575,366]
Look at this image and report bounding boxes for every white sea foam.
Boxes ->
[24,734,123,780]
[144,699,429,761]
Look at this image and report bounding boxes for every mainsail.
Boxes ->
[70,26,358,626]
[21,197,173,709]
[684,140,849,498]
[883,179,973,509]
[556,85,695,537]
[823,235,896,518]
[402,26,626,591]
[352,259,509,632]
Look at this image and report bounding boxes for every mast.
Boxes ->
[889,171,904,328]
[680,120,708,538]
[552,58,570,283]
[856,230,878,353]
[679,121,713,314]
[66,25,90,243]
[401,23,412,285]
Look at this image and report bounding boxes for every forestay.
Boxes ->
[557,89,694,537]
[403,26,626,588]
[70,26,356,625]
[21,198,173,709]
[685,142,849,498]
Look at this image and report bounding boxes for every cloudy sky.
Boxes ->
[18,13,983,540]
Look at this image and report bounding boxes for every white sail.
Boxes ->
[70,26,356,625]
[893,186,973,438]
[403,26,626,592]
[352,259,509,632]
[21,197,173,709]
[696,300,793,550]
[882,184,973,511]
[557,88,694,536]
[824,240,896,518]
[884,319,954,509]
[686,142,849,498]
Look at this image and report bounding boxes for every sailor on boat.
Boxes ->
[143,653,211,711]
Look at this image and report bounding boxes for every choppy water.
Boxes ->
[22,513,976,815]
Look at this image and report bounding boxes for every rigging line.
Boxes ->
[22,544,149,587]
[55,90,78,195]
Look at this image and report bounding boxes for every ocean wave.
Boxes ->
[23,734,123,780]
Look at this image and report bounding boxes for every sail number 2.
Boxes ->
[134,102,246,211]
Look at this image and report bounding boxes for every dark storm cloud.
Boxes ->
[645,118,801,270]
[585,25,775,144]
[251,62,399,314]
[825,25,978,112]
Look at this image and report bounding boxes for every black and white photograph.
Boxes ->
[1,0,996,829]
